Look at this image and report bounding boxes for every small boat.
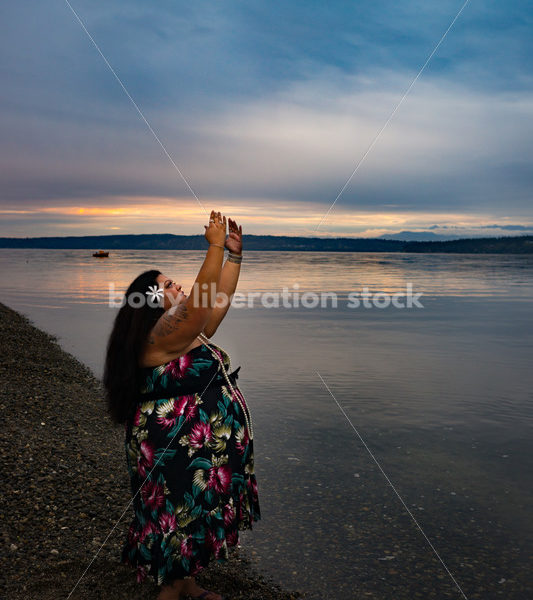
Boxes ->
[92,250,109,258]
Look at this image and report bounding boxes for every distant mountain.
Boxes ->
[0,233,532,253]
[379,231,466,242]
[401,235,533,254]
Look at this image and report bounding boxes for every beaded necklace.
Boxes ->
[197,332,254,440]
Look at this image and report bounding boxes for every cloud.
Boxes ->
[1,0,532,236]
[5,67,532,211]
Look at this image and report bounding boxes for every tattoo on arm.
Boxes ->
[152,305,191,338]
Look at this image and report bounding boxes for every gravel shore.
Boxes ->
[0,302,301,600]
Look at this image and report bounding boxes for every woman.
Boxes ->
[103,211,260,600]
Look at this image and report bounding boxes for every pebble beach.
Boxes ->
[0,302,301,600]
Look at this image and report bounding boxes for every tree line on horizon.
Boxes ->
[0,233,532,253]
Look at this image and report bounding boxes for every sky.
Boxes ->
[1,0,532,239]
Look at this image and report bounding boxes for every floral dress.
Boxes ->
[121,340,261,586]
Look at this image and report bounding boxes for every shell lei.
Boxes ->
[197,332,254,440]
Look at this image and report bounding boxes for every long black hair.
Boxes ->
[103,269,165,425]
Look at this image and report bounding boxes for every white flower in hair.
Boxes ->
[145,285,164,303]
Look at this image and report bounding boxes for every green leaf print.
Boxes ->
[140,543,152,560]
[187,457,212,470]
[183,491,195,508]
[231,473,244,487]
[192,483,203,498]
[154,447,177,465]
[167,415,185,439]
[166,556,173,573]
[188,357,213,376]
[199,408,209,423]
[217,400,227,418]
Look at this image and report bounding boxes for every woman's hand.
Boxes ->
[225,218,243,255]
[204,210,227,247]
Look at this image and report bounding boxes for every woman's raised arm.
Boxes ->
[202,217,243,337]
[150,212,227,353]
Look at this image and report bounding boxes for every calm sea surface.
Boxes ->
[1,249,532,599]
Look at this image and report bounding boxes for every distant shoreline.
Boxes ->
[0,301,300,600]
[1,233,532,253]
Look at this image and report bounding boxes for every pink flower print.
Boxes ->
[157,395,197,429]
[156,400,178,429]
[222,502,235,527]
[137,439,155,478]
[159,511,177,536]
[136,565,148,583]
[207,464,232,494]
[180,534,194,559]
[140,520,158,543]
[190,559,204,576]
[175,395,199,422]
[140,480,165,512]
[133,405,142,426]
[226,530,238,546]
[205,529,223,558]
[235,426,250,455]
[163,354,193,379]
[127,522,140,546]
[189,421,212,449]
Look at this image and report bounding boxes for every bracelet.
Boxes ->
[227,252,242,264]
[209,243,226,249]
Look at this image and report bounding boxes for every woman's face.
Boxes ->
[156,274,187,311]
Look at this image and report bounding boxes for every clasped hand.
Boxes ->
[204,210,243,255]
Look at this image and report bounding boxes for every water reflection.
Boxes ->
[0,249,532,599]
[2,250,532,307]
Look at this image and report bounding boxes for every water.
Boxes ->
[1,249,532,599]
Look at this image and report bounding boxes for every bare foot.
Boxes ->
[157,577,185,600]
[182,577,224,600]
